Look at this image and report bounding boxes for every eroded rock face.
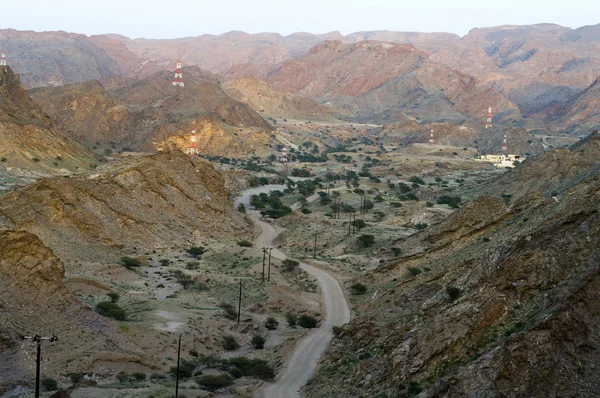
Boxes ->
[0,230,144,393]
[305,134,600,397]
[0,150,251,260]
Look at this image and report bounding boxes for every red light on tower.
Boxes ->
[1,48,6,72]
[187,129,199,157]
[280,146,288,164]
[501,134,508,152]
[485,107,493,129]
[172,59,184,87]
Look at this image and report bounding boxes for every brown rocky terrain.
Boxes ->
[543,78,600,135]
[0,66,94,174]
[29,68,274,156]
[223,76,335,121]
[0,230,145,394]
[304,131,600,397]
[382,121,544,155]
[228,40,521,125]
[0,150,251,261]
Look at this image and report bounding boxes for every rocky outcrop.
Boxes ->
[305,131,600,397]
[0,150,251,260]
[0,230,143,393]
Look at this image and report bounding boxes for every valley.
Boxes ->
[0,18,599,398]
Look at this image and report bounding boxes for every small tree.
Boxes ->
[222,335,240,351]
[298,314,318,328]
[350,283,367,295]
[107,292,120,303]
[357,234,375,247]
[252,335,266,349]
[446,286,461,301]
[282,258,300,272]
[353,219,367,230]
[120,256,141,269]
[187,246,205,258]
[391,247,402,257]
[332,326,343,337]
[237,203,246,213]
[41,378,58,391]
[285,313,297,327]
[196,374,233,392]
[237,240,253,247]
[265,317,279,330]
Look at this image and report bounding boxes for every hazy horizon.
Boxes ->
[0,0,598,40]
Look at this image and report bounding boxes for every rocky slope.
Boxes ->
[0,66,94,174]
[544,78,600,135]
[223,76,335,121]
[29,68,274,156]
[305,131,600,397]
[0,150,251,261]
[0,230,144,393]
[230,40,520,125]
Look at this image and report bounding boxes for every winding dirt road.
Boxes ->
[235,188,351,398]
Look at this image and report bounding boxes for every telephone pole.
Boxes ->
[313,231,318,259]
[262,247,266,282]
[267,248,273,282]
[19,334,58,398]
[175,334,181,397]
[238,280,243,324]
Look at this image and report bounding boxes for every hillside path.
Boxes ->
[235,187,351,398]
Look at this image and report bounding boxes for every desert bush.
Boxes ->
[298,314,318,328]
[132,372,146,381]
[186,261,200,270]
[222,335,240,351]
[391,247,402,257]
[96,301,126,320]
[187,246,205,258]
[159,259,170,266]
[120,256,140,269]
[218,303,238,320]
[282,258,300,272]
[228,357,275,380]
[285,313,297,327]
[446,286,461,301]
[353,219,367,230]
[196,374,233,391]
[107,292,120,303]
[41,378,58,391]
[237,240,253,247]
[265,317,279,330]
[437,195,462,208]
[408,267,422,276]
[357,234,375,247]
[252,335,266,349]
[350,283,367,295]
[332,326,343,337]
[409,176,425,185]
[237,203,246,213]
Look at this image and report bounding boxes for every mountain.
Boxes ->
[305,131,600,397]
[545,78,600,135]
[223,76,335,121]
[0,66,94,173]
[29,68,274,156]
[232,40,521,125]
[0,150,251,261]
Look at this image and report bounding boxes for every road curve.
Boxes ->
[235,187,351,398]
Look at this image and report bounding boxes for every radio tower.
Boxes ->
[1,48,6,72]
[501,133,508,152]
[172,58,184,87]
[187,128,199,157]
[428,128,434,146]
[280,146,288,164]
[485,107,493,129]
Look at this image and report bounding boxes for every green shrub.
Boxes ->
[187,246,205,258]
[437,195,462,208]
[301,208,312,214]
[186,260,200,270]
[283,258,300,272]
[222,335,240,351]
[285,313,297,327]
[446,286,461,301]
[228,357,275,380]
[409,176,425,185]
[196,374,233,391]
[298,314,318,328]
[332,326,343,337]
[350,283,367,295]
[352,219,367,230]
[357,234,375,247]
[414,223,428,230]
[96,301,127,320]
[132,372,146,381]
[159,259,170,266]
[265,317,279,330]
[408,267,422,276]
[170,359,197,379]
[218,303,237,320]
[391,247,402,257]
[237,203,246,213]
[69,373,85,384]
[120,256,141,269]
[107,292,120,303]
[237,240,253,247]
[41,378,58,391]
[252,335,266,349]
[0,157,7,162]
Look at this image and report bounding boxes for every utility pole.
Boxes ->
[348,212,352,236]
[268,248,273,282]
[352,212,357,234]
[313,231,318,259]
[238,280,243,324]
[19,334,58,398]
[262,247,266,282]
[175,334,181,397]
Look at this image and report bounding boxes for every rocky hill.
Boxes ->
[0,230,144,393]
[29,68,274,157]
[305,131,600,397]
[382,121,544,155]
[223,76,335,121]
[0,150,251,261]
[543,78,600,135]
[0,66,94,174]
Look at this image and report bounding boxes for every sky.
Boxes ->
[1,0,598,39]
